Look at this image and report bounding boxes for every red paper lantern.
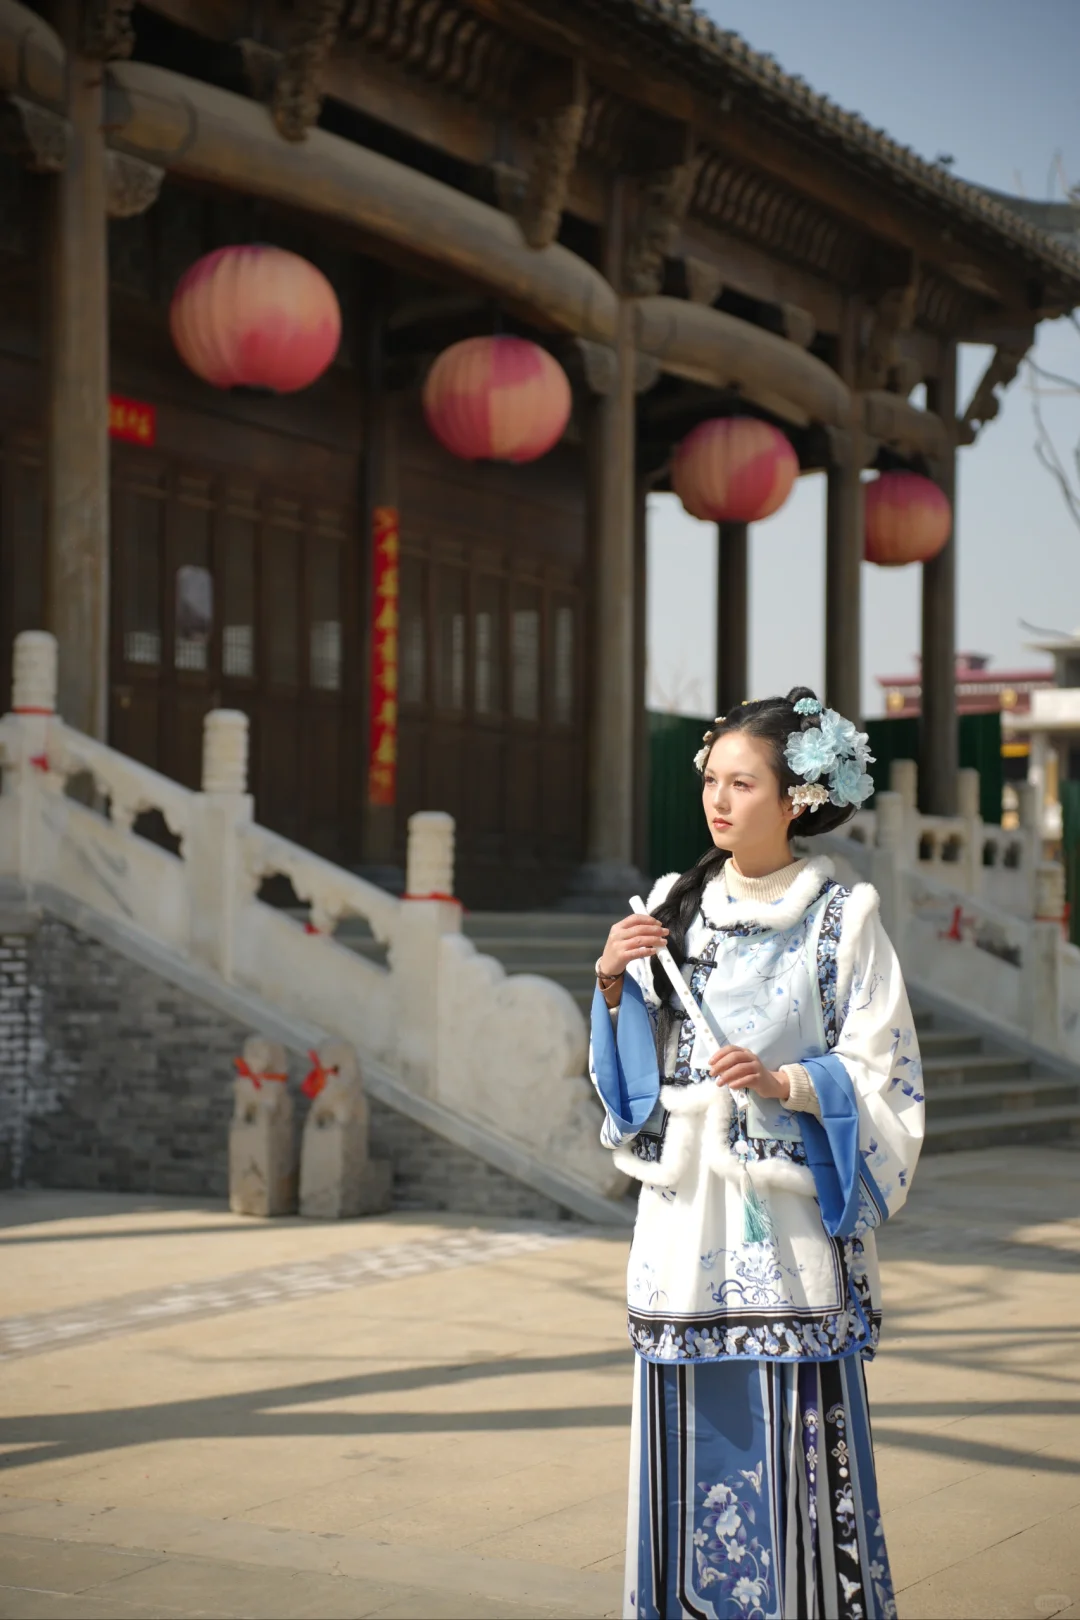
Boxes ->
[169,246,341,393]
[422,336,572,463]
[672,418,798,524]
[864,472,952,566]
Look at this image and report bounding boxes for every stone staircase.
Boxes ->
[335,909,1080,1154]
[913,1006,1080,1152]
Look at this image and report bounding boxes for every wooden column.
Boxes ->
[632,473,649,877]
[716,522,748,714]
[45,3,110,738]
[580,179,640,895]
[825,302,862,720]
[920,342,959,815]
[825,448,863,719]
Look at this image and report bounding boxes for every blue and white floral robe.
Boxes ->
[589,855,924,1620]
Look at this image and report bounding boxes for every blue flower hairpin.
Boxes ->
[793,697,822,716]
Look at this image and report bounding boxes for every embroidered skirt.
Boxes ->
[625,1353,896,1620]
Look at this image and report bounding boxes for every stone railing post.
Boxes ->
[188,710,254,980]
[871,789,908,943]
[956,767,982,895]
[1022,862,1066,1052]
[405,810,455,898]
[1016,780,1043,913]
[392,811,461,1094]
[0,631,60,879]
[888,758,918,865]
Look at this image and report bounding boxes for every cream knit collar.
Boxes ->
[643,854,835,931]
[723,857,807,906]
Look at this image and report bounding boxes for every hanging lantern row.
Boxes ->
[672,418,798,524]
[864,471,951,567]
[422,336,571,464]
[170,246,342,394]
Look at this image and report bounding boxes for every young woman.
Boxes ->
[590,689,924,1620]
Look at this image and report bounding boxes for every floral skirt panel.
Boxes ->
[625,1352,896,1620]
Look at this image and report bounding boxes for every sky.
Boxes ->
[647,0,1080,719]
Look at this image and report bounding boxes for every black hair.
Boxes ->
[649,686,856,1032]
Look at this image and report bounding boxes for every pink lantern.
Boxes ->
[422,336,572,463]
[672,418,798,524]
[864,472,952,566]
[169,246,341,393]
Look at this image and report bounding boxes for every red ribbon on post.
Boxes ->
[301,1050,338,1099]
[233,1057,288,1090]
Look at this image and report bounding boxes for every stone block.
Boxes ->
[228,1037,297,1217]
[299,1042,392,1220]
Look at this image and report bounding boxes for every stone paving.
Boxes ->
[0,1147,1078,1619]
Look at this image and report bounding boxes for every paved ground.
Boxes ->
[0,1146,1077,1620]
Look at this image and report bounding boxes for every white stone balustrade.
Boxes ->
[830,756,1044,920]
[0,632,624,1205]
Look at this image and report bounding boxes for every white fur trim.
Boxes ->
[644,871,681,914]
[616,1082,817,1199]
[834,881,881,1019]
[612,1108,694,1187]
[700,855,835,930]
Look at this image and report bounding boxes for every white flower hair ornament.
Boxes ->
[788,781,830,812]
[784,706,875,809]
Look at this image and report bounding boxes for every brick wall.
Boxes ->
[2,910,568,1221]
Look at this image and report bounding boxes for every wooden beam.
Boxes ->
[104,59,618,342]
[634,294,852,428]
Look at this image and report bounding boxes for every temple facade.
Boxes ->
[2,0,1079,907]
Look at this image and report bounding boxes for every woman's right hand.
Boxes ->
[598,913,669,978]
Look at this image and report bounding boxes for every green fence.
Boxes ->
[1060,779,1080,948]
[648,710,714,880]
[864,712,1003,825]
[648,707,1005,879]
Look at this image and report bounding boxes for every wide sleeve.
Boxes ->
[588,976,661,1148]
[797,887,925,1239]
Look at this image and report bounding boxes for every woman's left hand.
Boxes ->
[709,1046,790,1101]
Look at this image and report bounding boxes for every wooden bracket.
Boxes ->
[0,94,69,172]
[80,0,136,60]
[235,38,281,103]
[512,60,588,251]
[858,272,919,391]
[957,339,1032,445]
[106,149,164,218]
[272,0,348,143]
[780,303,816,350]
[624,136,701,297]
[684,256,722,307]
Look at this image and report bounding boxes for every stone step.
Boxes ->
[917,1030,987,1059]
[923,1052,1034,1085]
[925,1101,1080,1152]
[926,1076,1078,1120]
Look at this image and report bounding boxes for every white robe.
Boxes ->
[589,855,924,1364]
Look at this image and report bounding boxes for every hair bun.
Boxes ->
[785,685,820,709]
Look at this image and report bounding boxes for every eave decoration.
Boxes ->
[169,246,341,393]
[672,418,798,523]
[422,336,572,463]
[863,471,952,566]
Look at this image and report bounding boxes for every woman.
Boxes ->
[590,689,923,1620]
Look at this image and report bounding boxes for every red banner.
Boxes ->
[367,506,399,807]
[109,394,156,447]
